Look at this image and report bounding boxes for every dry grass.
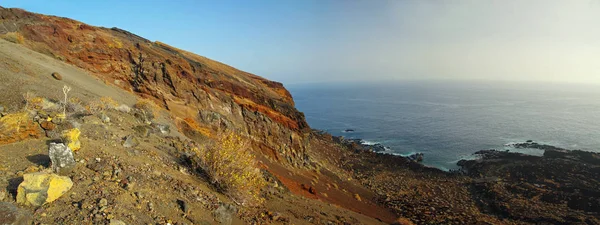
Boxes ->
[182,117,212,137]
[1,32,25,44]
[191,132,266,206]
[23,92,45,110]
[86,96,119,113]
[133,99,158,117]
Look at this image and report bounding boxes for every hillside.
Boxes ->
[0,6,395,225]
[1,6,599,225]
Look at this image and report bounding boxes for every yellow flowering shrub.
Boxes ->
[192,132,266,206]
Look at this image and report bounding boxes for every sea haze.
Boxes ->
[289,80,600,170]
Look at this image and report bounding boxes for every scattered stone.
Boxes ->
[213,203,236,225]
[153,123,170,135]
[16,172,73,206]
[99,198,108,207]
[45,130,60,139]
[148,202,154,212]
[133,125,151,138]
[109,219,127,225]
[122,135,139,148]
[268,211,281,221]
[99,113,110,123]
[177,199,188,213]
[115,105,131,113]
[353,193,362,201]
[40,121,56,131]
[62,128,81,151]
[49,143,76,175]
[51,72,62,80]
[309,186,317,195]
[0,202,33,225]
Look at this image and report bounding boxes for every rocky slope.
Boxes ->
[0,6,394,225]
[1,6,599,225]
[0,6,310,169]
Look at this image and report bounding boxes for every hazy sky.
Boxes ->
[3,0,600,84]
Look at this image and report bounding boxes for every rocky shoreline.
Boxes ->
[318,130,600,224]
[330,134,425,163]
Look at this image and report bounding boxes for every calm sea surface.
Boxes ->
[289,81,600,170]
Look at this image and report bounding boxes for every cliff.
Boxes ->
[0,6,310,168]
[0,6,397,224]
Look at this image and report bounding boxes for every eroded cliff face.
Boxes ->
[0,7,311,167]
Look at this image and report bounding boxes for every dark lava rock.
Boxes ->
[407,153,424,162]
[458,145,600,223]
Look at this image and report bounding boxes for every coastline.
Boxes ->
[311,129,600,223]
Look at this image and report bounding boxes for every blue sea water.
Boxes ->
[288,80,600,170]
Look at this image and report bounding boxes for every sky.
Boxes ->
[2,0,600,84]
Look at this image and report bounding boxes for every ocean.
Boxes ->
[288,80,600,170]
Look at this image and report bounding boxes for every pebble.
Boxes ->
[99,198,108,207]
[148,202,154,212]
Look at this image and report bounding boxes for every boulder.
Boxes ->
[49,143,76,175]
[16,172,73,206]
[51,72,62,80]
[122,135,139,148]
[213,203,236,225]
[115,104,131,113]
[61,128,81,151]
[0,202,33,225]
[152,123,170,135]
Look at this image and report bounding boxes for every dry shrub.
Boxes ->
[133,99,157,116]
[192,132,266,206]
[86,96,118,113]
[23,92,44,110]
[133,99,158,123]
[1,32,25,44]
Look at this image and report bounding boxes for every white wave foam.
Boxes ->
[360,140,380,146]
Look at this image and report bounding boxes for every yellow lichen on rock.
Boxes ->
[0,112,43,145]
[16,172,73,206]
[62,128,81,151]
